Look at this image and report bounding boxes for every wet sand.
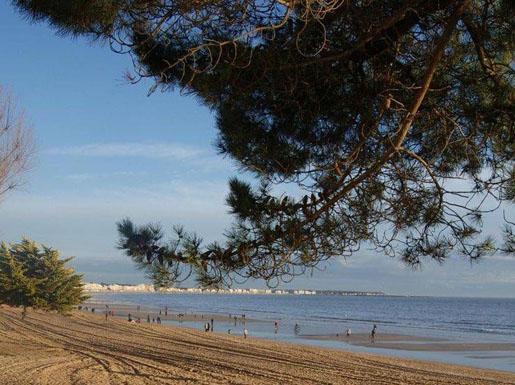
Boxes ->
[89,303,515,353]
[302,333,515,352]
[83,301,259,323]
[1,306,515,384]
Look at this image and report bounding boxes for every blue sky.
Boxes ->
[0,3,514,297]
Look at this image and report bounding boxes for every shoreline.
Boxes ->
[1,306,514,384]
[84,301,515,355]
[301,333,515,352]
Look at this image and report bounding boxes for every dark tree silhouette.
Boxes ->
[13,0,514,287]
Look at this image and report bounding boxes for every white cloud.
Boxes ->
[45,141,236,174]
[65,171,147,182]
[46,142,204,160]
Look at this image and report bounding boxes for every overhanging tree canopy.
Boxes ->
[14,0,514,287]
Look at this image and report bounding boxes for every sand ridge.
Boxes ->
[1,306,514,385]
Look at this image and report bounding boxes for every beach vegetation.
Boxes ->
[0,239,88,314]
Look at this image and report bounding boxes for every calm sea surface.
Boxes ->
[88,293,515,372]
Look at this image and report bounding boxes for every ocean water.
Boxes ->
[88,293,515,372]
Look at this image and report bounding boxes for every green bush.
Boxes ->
[0,239,88,313]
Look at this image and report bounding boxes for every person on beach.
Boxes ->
[165,307,168,316]
[136,317,141,324]
[128,313,132,322]
[157,316,161,324]
[105,311,108,321]
[370,324,377,342]
[227,329,231,335]
[274,321,279,334]
[147,314,150,323]
[210,318,214,332]
[204,322,210,332]
[234,316,237,326]
[243,328,248,339]
[346,328,352,337]
[294,323,300,335]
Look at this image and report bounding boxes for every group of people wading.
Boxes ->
[82,305,379,343]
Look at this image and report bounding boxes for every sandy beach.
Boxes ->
[1,306,514,385]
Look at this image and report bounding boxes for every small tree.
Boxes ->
[0,246,37,313]
[0,86,33,199]
[0,239,88,314]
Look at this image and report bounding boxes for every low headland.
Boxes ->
[83,282,385,296]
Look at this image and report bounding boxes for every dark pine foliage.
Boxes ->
[13,0,514,287]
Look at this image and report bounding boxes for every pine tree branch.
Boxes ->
[308,0,469,221]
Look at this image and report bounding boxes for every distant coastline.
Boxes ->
[83,282,385,296]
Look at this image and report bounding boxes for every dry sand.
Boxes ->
[1,306,514,385]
